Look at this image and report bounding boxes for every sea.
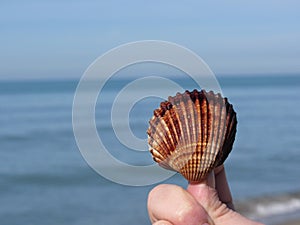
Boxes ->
[1,74,300,225]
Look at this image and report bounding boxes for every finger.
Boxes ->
[214,165,234,210]
[187,171,226,221]
[187,170,263,225]
[153,220,173,225]
[187,181,230,225]
[188,171,215,188]
[187,171,215,204]
[188,182,264,225]
[148,184,212,225]
[187,181,220,212]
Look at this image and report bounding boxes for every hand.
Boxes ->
[147,165,264,225]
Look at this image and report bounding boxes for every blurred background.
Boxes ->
[1,1,300,225]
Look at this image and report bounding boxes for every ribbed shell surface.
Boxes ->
[147,89,237,182]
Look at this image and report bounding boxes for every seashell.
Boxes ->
[147,89,237,182]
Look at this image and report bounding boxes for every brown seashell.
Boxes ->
[147,89,237,182]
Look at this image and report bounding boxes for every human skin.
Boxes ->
[147,165,264,225]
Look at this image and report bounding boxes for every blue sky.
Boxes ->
[1,0,300,80]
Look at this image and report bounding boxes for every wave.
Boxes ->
[236,191,300,223]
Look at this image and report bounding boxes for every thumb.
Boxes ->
[187,172,230,221]
[189,171,216,188]
[187,177,264,225]
[187,171,216,206]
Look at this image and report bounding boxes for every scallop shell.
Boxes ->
[147,89,237,182]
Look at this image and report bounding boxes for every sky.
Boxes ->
[1,0,300,80]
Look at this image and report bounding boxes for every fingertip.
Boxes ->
[187,182,209,201]
[147,184,189,223]
[187,179,219,213]
[148,184,183,209]
[153,220,173,225]
[148,184,211,225]
[187,171,215,190]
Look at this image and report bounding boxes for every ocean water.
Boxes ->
[1,75,300,225]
